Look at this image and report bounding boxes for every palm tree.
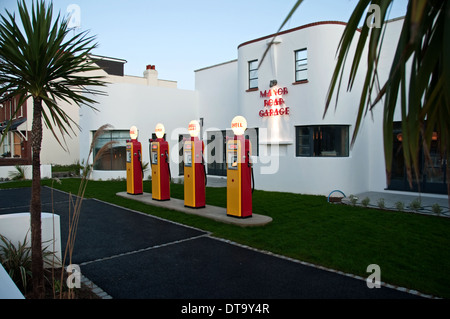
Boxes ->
[265,0,449,201]
[324,0,449,200]
[0,0,106,298]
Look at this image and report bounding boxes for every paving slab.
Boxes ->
[116,191,273,227]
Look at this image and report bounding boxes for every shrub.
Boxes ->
[0,233,57,294]
[377,198,385,209]
[432,203,442,215]
[0,233,32,292]
[409,198,422,212]
[395,201,404,211]
[361,197,370,207]
[8,165,26,180]
[348,194,358,206]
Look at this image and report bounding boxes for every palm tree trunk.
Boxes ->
[30,96,44,299]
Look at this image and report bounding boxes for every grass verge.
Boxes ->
[1,178,449,298]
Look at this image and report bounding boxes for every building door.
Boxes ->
[389,122,447,194]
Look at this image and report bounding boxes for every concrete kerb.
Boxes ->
[340,191,450,217]
[116,192,272,227]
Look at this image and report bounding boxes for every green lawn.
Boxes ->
[2,178,449,298]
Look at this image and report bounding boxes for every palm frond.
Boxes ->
[323,0,449,193]
[258,0,305,68]
[0,0,107,148]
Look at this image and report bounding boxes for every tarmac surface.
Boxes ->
[0,186,431,302]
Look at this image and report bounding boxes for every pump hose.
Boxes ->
[248,151,254,193]
[201,155,207,186]
[203,163,207,186]
[251,167,254,194]
[165,151,171,182]
[138,152,143,179]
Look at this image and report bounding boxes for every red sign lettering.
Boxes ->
[260,87,288,98]
[259,107,290,117]
[259,86,289,117]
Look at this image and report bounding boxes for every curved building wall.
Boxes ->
[236,22,373,196]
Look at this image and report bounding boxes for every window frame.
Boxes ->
[248,59,258,90]
[295,125,349,157]
[294,48,308,83]
[92,129,129,170]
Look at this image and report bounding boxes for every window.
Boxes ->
[1,133,11,157]
[295,125,349,157]
[13,132,22,157]
[16,99,23,118]
[12,98,16,119]
[92,130,129,170]
[9,100,13,120]
[295,49,308,82]
[248,60,258,89]
[389,121,447,194]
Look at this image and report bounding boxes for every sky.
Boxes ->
[1,0,408,90]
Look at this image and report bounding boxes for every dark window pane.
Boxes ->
[296,125,348,157]
[296,126,311,156]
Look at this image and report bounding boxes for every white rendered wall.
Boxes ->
[195,60,239,167]
[39,98,81,166]
[236,22,371,196]
[0,164,52,180]
[79,82,198,179]
[195,60,239,131]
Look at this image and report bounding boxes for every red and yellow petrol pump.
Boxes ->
[126,126,143,195]
[227,116,253,218]
[184,120,206,208]
[150,123,170,201]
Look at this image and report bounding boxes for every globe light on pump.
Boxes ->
[231,115,247,136]
[129,125,138,140]
[155,123,165,139]
[188,120,201,137]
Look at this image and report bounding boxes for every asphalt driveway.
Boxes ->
[0,186,423,301]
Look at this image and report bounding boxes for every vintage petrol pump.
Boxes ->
[226,116,253,218]
[149,123,170,201]
[126,126,143,195]
[184,120,206,208]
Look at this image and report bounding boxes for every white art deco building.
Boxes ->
[75,18,447,197]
